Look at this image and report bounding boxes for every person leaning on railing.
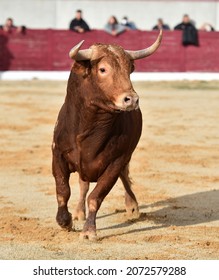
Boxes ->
[0,17,26,34]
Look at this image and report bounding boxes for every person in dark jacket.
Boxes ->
[69,10,90,33]
[152,18,170,30]
[174,14,199,46]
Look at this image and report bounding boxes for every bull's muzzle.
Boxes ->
[123,95,139,110]
[115,93,139,111]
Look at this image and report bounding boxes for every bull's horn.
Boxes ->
[69,40,92,60]
[125,29,162,60]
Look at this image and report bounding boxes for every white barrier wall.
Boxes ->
[0,0,218,30]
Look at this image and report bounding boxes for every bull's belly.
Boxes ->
[78,157,114,182]
[66,151,124,182]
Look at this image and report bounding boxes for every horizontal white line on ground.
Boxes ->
[1,71,219,81]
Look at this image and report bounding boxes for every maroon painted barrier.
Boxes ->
[0,29,219,72]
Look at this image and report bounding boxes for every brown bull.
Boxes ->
[52,30,162,240]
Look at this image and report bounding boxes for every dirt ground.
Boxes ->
[0,79,219,260]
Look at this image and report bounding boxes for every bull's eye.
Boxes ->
[99,67,106,73]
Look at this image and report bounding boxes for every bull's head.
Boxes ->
[68,30,162,112]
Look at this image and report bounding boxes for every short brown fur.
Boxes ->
[52,43,142,240]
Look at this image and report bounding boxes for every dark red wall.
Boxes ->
[0,29,219,72]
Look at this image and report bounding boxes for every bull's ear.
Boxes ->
[130,62,135,73]
[72,60,91,77]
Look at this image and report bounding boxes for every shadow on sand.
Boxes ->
[98,189,219,238]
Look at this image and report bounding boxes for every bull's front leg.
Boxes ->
[80,165,119,241]
[52,149,72,231]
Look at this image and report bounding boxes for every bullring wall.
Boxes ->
[0,29,219,72]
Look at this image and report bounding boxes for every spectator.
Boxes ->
[174,14,199,46]
[0,17,26,34]
[199,23,215,31]
[121,16,137,30]
[152,18,170,30]
[104,16,126,36]
[69,10,90,33]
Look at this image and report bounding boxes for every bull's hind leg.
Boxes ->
[120,164,139,218]
[52,150,72,231]
[73,178,89,221]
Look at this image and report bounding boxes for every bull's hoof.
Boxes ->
[126,204,140,219]
[56,210,73,231]
[73,209,86,221]
[79,231,98,241]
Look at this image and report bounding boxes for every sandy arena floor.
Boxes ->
[0,80,218,260]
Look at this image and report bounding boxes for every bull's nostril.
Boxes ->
[124,96,132,104]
